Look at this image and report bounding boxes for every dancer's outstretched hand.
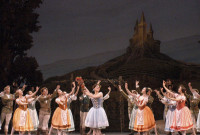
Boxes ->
[108,86,111,91]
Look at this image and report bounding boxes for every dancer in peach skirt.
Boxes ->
[124,82,157,135]
[163,81,196,135]
[12,87,39,135]
[48,82,76,135]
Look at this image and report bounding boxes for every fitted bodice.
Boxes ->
[91,97,103,108]
[28,100,36,110]
[17,97,28,111]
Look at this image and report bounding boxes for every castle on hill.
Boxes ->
[129,12,160,54]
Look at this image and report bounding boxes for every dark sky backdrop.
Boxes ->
[28,0,200,65]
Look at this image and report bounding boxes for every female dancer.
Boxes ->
[12,87,39,135]
[84,80,109,135]
[155,89,176,134]
[48,82,76,135]
[118,84,139,132]
[163,81,195,135]
[125,82,157,135]
[27,87,40,134]
[87,84,111,135]
[63,85,80,135]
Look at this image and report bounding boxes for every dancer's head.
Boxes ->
[4,85,10,94]
[178,84,186,94]
[28,90,33,95]
[93,83,101,92]
[141,87,147,94]
[57,89,63,96]
[16,89,23,96]
[146,88,152,96]
[41,87,48,96]
[132,90,138,95]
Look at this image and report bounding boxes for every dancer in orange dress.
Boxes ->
[124,82,157,135]
[48,82,76,135]
[163,81,196,135]
[12,87,39,135]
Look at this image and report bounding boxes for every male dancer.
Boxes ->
[0,86,14,135]
[37,86,58,135]
[79,86,91,135]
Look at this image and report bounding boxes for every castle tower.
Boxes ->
[129,12,160,54]
[133,19,139,43]
[147,23,154,40]
[137,12,147,46]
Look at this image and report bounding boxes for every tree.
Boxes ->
[0,0,43,89]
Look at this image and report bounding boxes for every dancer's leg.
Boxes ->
[87,129,92,135]
[181,131,186,135]
[48,126,53,135]
[154,125,158,135]
[57,129,62,135]
[192,126,197,135]
[11,127,15,135]
[93,129,96,135]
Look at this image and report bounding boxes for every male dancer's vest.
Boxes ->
[1,94,14,113]
[80,95,90,112]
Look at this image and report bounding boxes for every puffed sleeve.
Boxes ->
[103,94,109,100]
[55,98,60,104]
[70,94,77,101]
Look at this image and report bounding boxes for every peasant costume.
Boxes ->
[161,97,176,132]
[63,95,77,132]
[133,95,156,132]
[85,92,109,129]
[12,97,34,131]
[129,95,139,130]
[51,96,71,129]
[170,94,193,131]
[27,97,39,131]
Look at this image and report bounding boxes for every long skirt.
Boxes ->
[171,106,193,131]
[129,107,137,130]
[85,107,109,129]
[51,107,71,130]
[133,106,156,132]
[63,109,75,132]
[28,108,39,131]
[13,108,34,131]
[165,107,176,132]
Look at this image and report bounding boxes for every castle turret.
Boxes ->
[147,23,154,40]
[138,12,147,46]
[129,12,160,55]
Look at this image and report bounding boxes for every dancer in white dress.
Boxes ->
[87,85,111,135]
[27,87,40,134]
[84,80,109,135]
[155,89,176,133]
[63,86,80,135]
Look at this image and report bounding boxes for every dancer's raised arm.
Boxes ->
[65,82,76,98]
[154,89,163,100]
[26,86,39,99]
[188,82,200,98]
[85,89,103,98]
[103,86,111,100]
[74,86,80,96]
[118,85,129,99]
[163,80,175,96]
[124,82,138,97]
